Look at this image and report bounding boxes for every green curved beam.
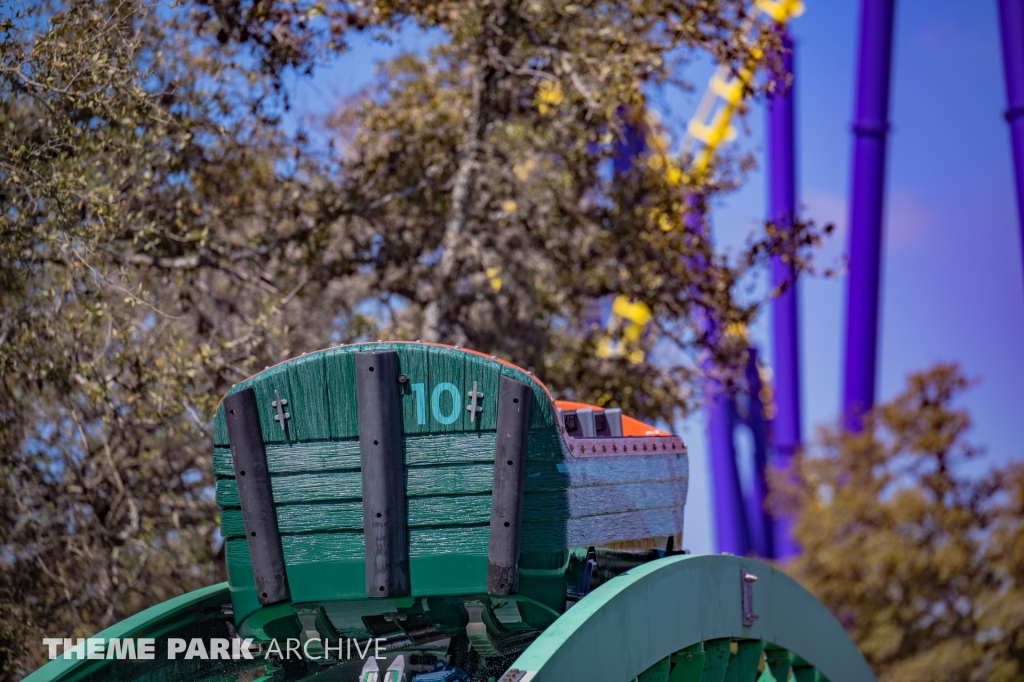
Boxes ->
[24,582,230,682]
[509,555,875,682]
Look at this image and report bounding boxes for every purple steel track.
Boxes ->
[767,29,801,559]
[843,0,897,430]
[999,0,1024,281]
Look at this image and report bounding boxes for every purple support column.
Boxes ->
[708,381,750,555]
[999,0,1024,279]
[767,29,801,559]
[843,0,897,430]
[686,191,750,556]
[743,349,774,558]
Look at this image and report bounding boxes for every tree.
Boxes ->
[2,0,819,676]
[776,365,1024,682]
[0,1,345,674]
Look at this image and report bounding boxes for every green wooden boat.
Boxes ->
[27,342,876,682]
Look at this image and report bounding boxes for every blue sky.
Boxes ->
[286,2,1024,554]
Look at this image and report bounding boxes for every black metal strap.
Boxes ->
[356,351,410,598]
[224,388,291,605]
[487,375,532,595]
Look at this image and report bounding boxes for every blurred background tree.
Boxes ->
[0,0,819,676]
[776,364,1024,682]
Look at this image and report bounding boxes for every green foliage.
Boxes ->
[778,365,1024,682]
[1,0,822,676]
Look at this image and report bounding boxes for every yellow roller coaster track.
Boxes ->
[600,0,804,364]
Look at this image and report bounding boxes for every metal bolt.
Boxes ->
[397,374,409,384]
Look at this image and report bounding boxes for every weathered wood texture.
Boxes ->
[214,343,556,447]
[213,342,688,596]
[225,507,688,566]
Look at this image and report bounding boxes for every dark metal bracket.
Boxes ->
[741,568,759,627]
[224,388,291,605]
[356,351,410,598]
[487,375,532,595]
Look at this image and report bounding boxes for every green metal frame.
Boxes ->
[24,583,232,682]
[508,554,876,682]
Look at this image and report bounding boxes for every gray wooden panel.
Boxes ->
[560,453,689,488]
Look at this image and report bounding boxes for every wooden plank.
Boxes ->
[247,366,292,443]
[212,428,568,477]
[213,401,229,447]
[324,348,359,439]
[559,453,688,487]
[222,496,490,538]
[526,427,569,461]
[286,353,331,441]
[554,507,686,548]
[219,482,687,537]
[462,352,501,431]
[216,458,687,508]
[216,463,555,507]
[398,344,430,434]
[564,480,686,519]
[427,346,465,432]
[225,526,492,566]
[221,506,687,555]
[213,441,361,477]
[222,502,365,537]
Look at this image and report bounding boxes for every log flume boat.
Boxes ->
[27,342,875,682]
